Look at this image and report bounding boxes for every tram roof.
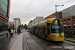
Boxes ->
[39,18,57,24]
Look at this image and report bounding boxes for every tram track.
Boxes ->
[28,32,75,50]
[64,39,75,45]
[63,40,75,46]
[47,39,75,50]
[54,42,75,50]
[29,33,46,50]
[23,34,30,50]
[65,39,75,43]
[23,31,45,50]
[28,33,66,50]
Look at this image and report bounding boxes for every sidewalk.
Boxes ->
[10,30,44,50]
[0,30,19,50]
[0,31,8,38]
[22,31,44,50]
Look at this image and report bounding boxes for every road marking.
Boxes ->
[10,34,20,50]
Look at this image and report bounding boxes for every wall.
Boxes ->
[13,19,21,30]
[0,0,9,32]
[35,17,44,24]
[44,12,61,20]
[1,0,8,16]
[62,5,75,18]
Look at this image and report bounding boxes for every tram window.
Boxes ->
[51,19,63,33]
[42,26,45,34]
[47,23,50,34]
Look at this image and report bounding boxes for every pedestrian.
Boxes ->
[8,28,13,37]
[8,28,11,33]
[15,29,16,32]
[17,28,20,34]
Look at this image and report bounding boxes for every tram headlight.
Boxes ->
[52,35,56,38]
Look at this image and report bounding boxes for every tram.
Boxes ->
[28,18,64,41]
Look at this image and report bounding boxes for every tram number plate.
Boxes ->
[58,36,63,38]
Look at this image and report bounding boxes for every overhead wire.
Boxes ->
[21,20,29,24]
[32,0,54,16]
[37,0,54,15]
[25,0,54,24]
[26,0,33,17]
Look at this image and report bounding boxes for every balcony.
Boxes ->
[73,24,75,26]
[64,21,66,23]
[63,25,67,26]
[67,25,71,26]
[67,21,71,22]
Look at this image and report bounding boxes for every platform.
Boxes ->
[10,30,44,50]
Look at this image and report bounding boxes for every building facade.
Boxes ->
[13,18,21,30]
[34,16,44,24]
[44,5,75,29]
[61,16,75,29]
[44,12,62,20]
[28,20,33,26]
[62,5,75,18]
[8,22,14,29]
[28,16,44,27]
[0,0,10,32]
[61,5,75,29]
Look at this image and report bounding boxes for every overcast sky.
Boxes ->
[9,0,75,25]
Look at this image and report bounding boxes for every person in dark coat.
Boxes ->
[8,28,11,33]
[17,28,20,34]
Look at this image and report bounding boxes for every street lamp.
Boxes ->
[55,5,64,18]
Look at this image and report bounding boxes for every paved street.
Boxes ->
[0,30,75,50]
[22,31,44,50]
[0,30,19,50]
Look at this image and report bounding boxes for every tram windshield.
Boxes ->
[51,19,63,33]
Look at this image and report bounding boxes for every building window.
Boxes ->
[0,20,8,31]
[67,22,71,25]
[63,19,66,22]
[67,18,71,21]
[72,18,75,20]
[73,26,75,28]
[63,23,67,25]
[64,26,66,29]
[68,26,71,29]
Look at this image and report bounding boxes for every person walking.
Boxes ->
[8,28,11,33]
[6,28,11,37]
[17,28,20,34]
[8,28,13,37]
[15,29,16,34]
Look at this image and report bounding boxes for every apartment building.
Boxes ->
[13,18,21,29]
[34,16,44,24]
[28,16,44,27]
[0,0,10,31]
[8,22,14,29]
[44,12,62,20]
[61,5,75,29]
[61,16,75,29]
